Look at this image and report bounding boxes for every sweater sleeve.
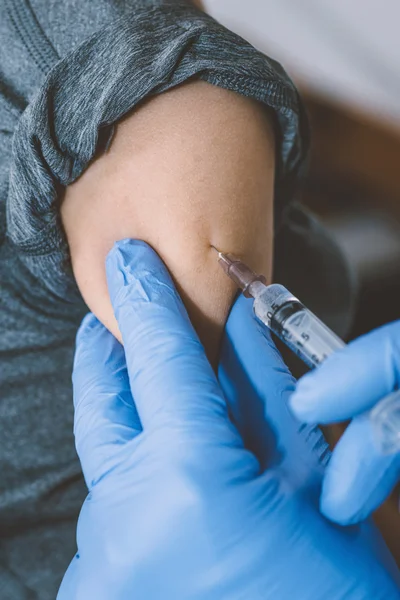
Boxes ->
[6,0,309,301]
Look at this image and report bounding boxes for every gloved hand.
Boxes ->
[58,239,400,599]
[290,322,400,525]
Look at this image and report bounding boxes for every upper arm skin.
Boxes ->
[61,81,275,366]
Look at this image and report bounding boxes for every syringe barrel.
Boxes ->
[249,281,400,455]
[250,282,345,368]
[247,282,400,455]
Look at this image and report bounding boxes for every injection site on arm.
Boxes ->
[61,81,276,366]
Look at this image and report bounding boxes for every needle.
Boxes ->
[210,244,233,273]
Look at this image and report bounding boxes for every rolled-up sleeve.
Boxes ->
[6,0,308,301]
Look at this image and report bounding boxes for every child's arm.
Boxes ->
[60,81,275,366]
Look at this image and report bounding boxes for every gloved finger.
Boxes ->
[106,239,239,440]
[218,294,329,480]
[57,556,79,599]
[319,412,400,525]
[73,313,141,489]
[290,320,400,423]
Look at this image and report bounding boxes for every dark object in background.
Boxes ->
[303,93,400,340]
[303,176,400,341]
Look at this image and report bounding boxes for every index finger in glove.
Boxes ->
[319,412,400,525]
[218,294,329,479]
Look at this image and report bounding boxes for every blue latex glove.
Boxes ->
[58,240,400,599]
[290,323,400,525]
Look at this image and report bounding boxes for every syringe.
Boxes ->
[215,250,400,454]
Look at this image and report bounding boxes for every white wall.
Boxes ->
[204,0,400,128]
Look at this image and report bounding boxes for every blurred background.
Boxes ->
[204,0,400,341]
[203,0,400,558]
